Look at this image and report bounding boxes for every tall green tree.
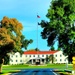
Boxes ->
[4,55,9,65]
[0,16,33,73]
[40,0,75,63]
[50,46,55,51]
[21,35,33,50]
[45,54,55,64]
[35,48,40,51]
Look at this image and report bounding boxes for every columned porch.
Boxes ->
[30,57,46,65]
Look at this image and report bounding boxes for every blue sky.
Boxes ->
[0,0,57,51]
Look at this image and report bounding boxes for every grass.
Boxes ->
[1,64,73,75]
[3,64,73,69]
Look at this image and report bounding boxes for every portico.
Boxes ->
[30,57,46,65]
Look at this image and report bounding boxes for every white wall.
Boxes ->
[9,51,68,65]
[54,51,68,64]
[10,52,24,65]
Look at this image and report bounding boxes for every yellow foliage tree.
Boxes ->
[0,16,23,73]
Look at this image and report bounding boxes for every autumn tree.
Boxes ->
[40,0,75,63]
[0,16,33,73]
[0,27,14,73]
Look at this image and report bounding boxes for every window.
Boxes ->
[16,55,18,57]
[25,55,27,57]
[55,55,57,57]
[46,55,48,57]
[29,55,31,57]
[11,60,13,62]
[20,55,22,57]
[42,55,44,57]
[60,54,62,57]
[20,60,22,62]
[38,55,39,57]
[60,59,62,61]
[16,60,18,62]
[64,59,66,61]
[33,55,35,57]
[11,55,13,58]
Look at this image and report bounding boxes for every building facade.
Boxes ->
[9,50,68,65]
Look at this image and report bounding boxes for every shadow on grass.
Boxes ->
[0,70,20,75]
[0,72,3,74]
[53,70,72,75]
[9,70,20,73]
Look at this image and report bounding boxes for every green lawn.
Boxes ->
[1,64,73,75]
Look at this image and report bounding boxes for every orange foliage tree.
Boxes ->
[0,16,33,73]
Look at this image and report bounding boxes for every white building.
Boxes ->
[9,50,68,65]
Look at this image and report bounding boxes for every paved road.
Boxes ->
[9,69,59,75]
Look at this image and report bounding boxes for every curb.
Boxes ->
[64,69,72,73]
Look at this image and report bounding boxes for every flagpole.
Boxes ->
[36,14,40,65]
[36,14,39,64]
[37,15,38,50]
[36,14,40,50]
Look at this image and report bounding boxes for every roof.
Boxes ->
[24,50,59,55]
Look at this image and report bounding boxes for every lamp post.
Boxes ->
[72,21,75,74]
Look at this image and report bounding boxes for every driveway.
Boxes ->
[9,69,59,75]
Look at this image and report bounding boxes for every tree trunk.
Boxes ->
[52,55,54,63]
[0,64,3,73]
[0,58,4,73]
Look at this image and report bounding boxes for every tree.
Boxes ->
[40,0,75,63]
[46,54,55,64]
[45,55,49,64]
[21,35,33,50]
[35,48,40,51]
[49,55,55,63]
[4,55,9,65]
[0,27,14,73]
[50,46,55,51]
[0,16,33,73]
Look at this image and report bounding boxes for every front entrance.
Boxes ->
[30,57,45,65]
[36,59,40,65]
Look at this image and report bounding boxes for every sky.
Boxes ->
[0,0,57,51]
